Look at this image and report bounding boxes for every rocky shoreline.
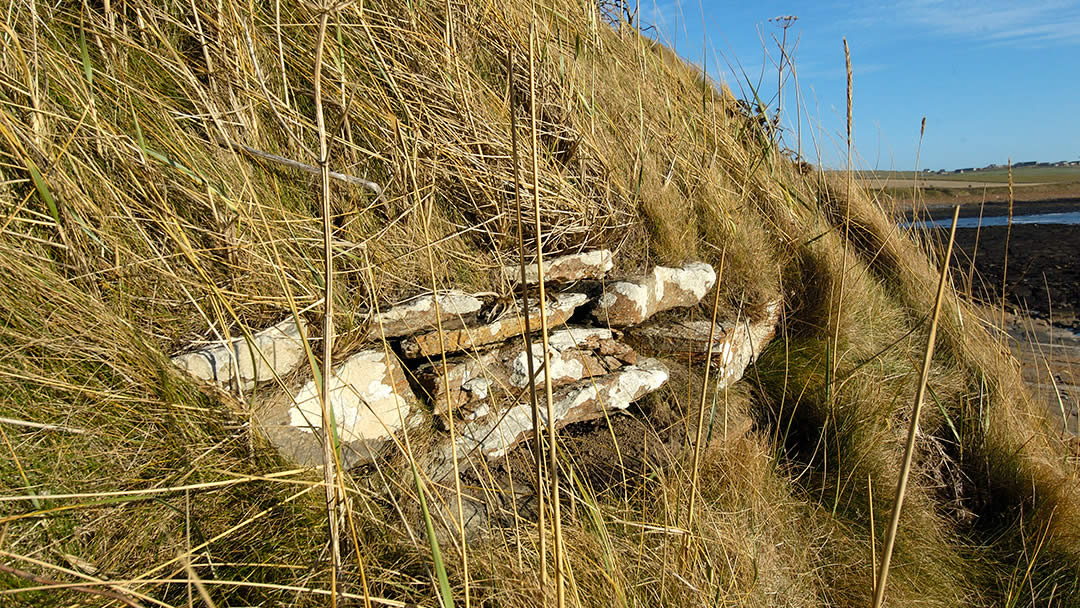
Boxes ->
[912,201,1080,436]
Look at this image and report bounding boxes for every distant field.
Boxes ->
[856,166,1080,184]
[863,178,1047,189]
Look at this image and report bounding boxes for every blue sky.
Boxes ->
[642,1,1080,170]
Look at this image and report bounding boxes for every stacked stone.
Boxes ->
[169,249,779,469]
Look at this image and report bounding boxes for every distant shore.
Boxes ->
[911,197,1080,221]
[902,195,1080,327]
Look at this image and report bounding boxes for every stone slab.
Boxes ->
[400,292,588,359]
[592,262,717,327]
[628,299,781,387]
[172,317,308,391]
[257,348,420,467]
[502,249,614,284]
[367,291,482,339]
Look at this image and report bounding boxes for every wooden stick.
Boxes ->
[216,137,383,197]
[0,562,144,608]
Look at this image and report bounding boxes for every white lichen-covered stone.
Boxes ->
[367,291,482,338]
[449,358,669,459]
[713,300,781,385]
[172,317,308,391]
[506,328,613,388]
[502,249,614,284]
[401,293,588,359]
[593,262,717,327]
[415,326,627,417]
[257,349,420,467]
[629,299,781,387]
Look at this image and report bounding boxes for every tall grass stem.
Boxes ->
[529,21,565,607]
[872,205,961,608]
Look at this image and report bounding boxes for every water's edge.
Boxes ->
[906,210,1080,229]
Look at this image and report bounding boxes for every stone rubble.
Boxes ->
[171,317,308,391]
[451,357,670,459]
[592,261,717,327]
[501,249,614,284]
[627,299,781,387]
[169,253,779,474]
[400,292,587,359]
[415,327,632,417]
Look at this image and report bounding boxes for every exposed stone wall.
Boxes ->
[169,251,780,470]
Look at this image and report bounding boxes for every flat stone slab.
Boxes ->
[367,291,482,338]
[400,292,588,359]
[502,249,613,284]
[172,317,308,391]
[451,357,669,459]
[258,349,420,467]
[628,299,781,386]
[415,327,635,416]
[592,262,716,327]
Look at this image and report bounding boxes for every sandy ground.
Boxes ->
[1004,314,1080,435]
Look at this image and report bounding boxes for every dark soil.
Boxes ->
[946,223,1080,327]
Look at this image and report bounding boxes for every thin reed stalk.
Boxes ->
[912,117,925,222]
[872,205,961,608]
[508,45,547,587]
[1000,160,1014,338]
[965,193,987,298]
[313,8,342,603]
[831,38,853,394]
[529,21,565,607]
[421,143,471,608]
[682,250,725,553]
[362,245,448,608]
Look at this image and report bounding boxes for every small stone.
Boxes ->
[628,299,781,388]
[502,249,614,284]
[415,326,623,417]
[592,262,717,327]
[257,349,420,467]
[172,317,308,391]
[400,292,588,359]
[367,291,482,338]
[598,338,638,364]
[450,358,669,459]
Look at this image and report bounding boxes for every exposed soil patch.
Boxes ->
[946,223,1080,325]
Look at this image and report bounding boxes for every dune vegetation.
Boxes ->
[1,0,1077,606]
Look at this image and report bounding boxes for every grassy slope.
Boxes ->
[1,1,1077,606]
